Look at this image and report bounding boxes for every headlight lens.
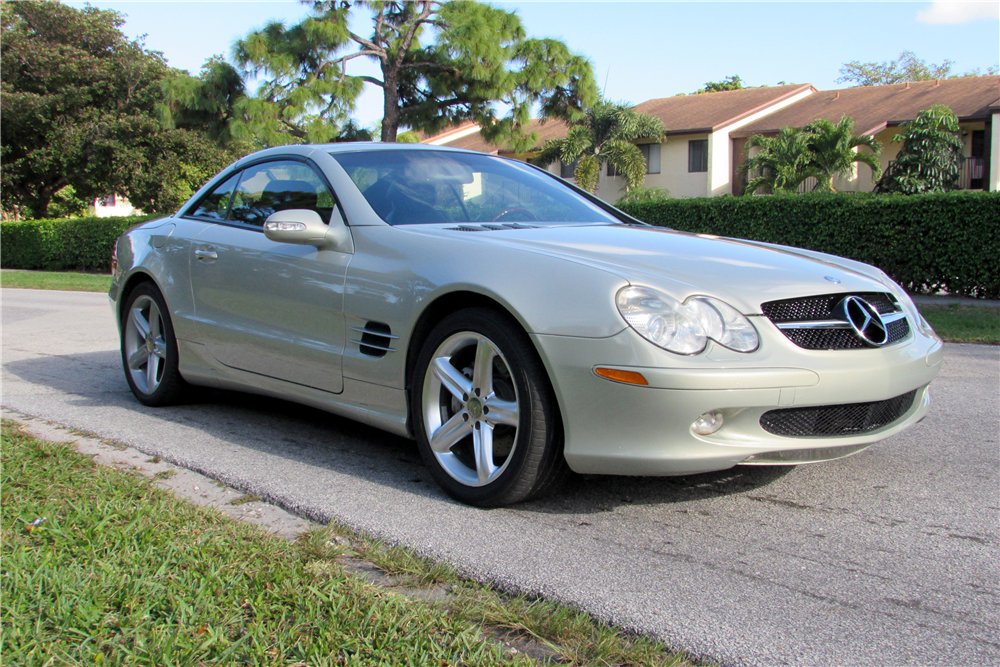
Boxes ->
[616,286,759,355]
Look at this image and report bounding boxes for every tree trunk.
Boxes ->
[380,65,399,143]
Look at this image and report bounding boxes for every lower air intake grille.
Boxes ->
[760,389,918,437]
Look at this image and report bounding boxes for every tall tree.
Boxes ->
[1,1,237,218]
[228,1,597,146]
[875,105,963,194]
[802,117,881,192]
[532,100,665,194]
[741,127,818,195]
[837,51,954,86]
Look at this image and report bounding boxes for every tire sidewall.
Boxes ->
[120,282,183,406]
[411,308,557,506]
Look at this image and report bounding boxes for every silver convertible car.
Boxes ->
[111,143,943,506]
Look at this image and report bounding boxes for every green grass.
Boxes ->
[0,422,695,667]
[918,304,1000,344]
[1,269,111,292]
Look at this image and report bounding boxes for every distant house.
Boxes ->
[422,76,999,200]
[731,77,999,194]
[88,193,140,218]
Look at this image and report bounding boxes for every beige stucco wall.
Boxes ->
[550,135,710,203]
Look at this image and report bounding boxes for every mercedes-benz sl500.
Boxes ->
[111,143,943,506]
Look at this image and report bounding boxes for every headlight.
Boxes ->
[616,286,759,355]
[878,271,939,340]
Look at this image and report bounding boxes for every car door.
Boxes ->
[188,158,351,394]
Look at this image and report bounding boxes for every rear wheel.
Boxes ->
[411,308,567,507]
[120,282,187,406]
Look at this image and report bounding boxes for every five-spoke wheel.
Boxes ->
[412,308,567,506]
[120,283,186,406]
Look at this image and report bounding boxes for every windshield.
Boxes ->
[330,150,623,226]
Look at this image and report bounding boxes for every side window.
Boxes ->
[189,173,240,220]
[228,160,336,227]
[688,139,708,173]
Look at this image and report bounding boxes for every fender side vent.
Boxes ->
[350,321,398,358]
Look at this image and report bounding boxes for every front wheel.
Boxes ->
[120,282,188,406]
[411,308,567,507]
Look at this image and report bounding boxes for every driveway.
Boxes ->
[2,288,997,667]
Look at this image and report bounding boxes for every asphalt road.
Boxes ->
[2,288,997,667]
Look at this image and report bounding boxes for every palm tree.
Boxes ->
[742,127,819,195]
[803,117,881,192]
[532,100,665,194]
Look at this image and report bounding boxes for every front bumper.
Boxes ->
[531,319,943,476]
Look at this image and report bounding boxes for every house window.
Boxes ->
[608,144,661,176]
[688,139,708,173]
[560,159,578,179]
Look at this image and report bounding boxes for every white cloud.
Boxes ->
[917,1,1000,24]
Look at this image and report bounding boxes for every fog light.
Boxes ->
[692,411,724,435]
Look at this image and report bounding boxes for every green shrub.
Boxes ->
[619,191,1000,298]
[1,214,160,272]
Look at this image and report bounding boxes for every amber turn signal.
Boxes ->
[594,368,649,386]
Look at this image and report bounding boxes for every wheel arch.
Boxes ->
[116,270,161,325]
[403,289,563,437]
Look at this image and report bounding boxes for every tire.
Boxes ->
[120,282,188,406]
[410,308,568,507]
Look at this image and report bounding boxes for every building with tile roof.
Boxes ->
[422,76,999,200]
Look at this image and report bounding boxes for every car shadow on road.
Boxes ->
[5,350,792,513]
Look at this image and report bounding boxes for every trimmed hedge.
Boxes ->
[619,191,1000,299]
[1,214,160,273]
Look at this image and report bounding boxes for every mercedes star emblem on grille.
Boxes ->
[836,296,888,346]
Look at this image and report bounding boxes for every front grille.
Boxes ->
[760,389,918,437]
[763,292,910,350]
[762,292,897,322]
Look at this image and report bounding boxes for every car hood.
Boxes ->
[412,223,890,314]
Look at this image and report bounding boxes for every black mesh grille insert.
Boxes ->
[762,292,908,350]
[760,389,918,437]
[782,319,910,350]
[762,292,898,322]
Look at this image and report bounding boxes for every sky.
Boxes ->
[66,1,1000,130]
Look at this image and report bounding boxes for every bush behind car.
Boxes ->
[619,191,1000,299]
[1,214,159,273]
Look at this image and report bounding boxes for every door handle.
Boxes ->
[194,247,218,262]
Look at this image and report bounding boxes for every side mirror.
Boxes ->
[263,209,353,252]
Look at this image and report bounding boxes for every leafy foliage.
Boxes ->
[619,191,1000,298]
[801,117,881,192]
[697,75,746,93]
[741,127,818,195]
[875,105,963,194]
[1,215,158,272]
[616,186,671,206]
[742,117,881,194]
[837,51,997,86]
[837,51,954,86]
[184,1,598,147]
[0,2,241,218]
[532,100,665,194]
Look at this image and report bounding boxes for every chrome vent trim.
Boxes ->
[351,322,397,357]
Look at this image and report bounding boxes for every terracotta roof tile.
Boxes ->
[733,76,1000,137]
[634,84,814,134]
